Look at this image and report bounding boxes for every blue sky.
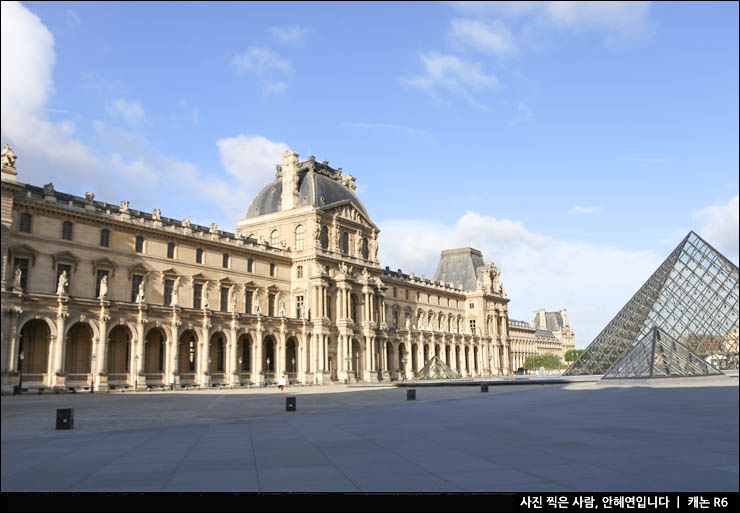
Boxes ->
[2,1,738,347]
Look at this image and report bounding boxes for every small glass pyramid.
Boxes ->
[603,326,723,379]
[414,355,461,380]
[565,232,739,376]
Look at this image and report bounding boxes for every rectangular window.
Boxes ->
[393,287,397,298]
[196,248,203,264]
[393,310,399,328]
[269,263,276,277]
[131,274,143,303]
[220,287,229,312]
[245,290,253,314]
[19,213,31,233]
[164,279,174,306]
[296,266,303,279]
[167,242,175,259]
[95,270,109,299]
[405,289,409,300]
[193,283,203,309]
[12,258,29,290]
[56,264,71,294]
[61,221,73,241]
[469,303,475,309]
[100,229,110,247]
[296,295,304,319]
[247,258,253,273]
[222,253,229,268]
[470,319,476,334]
[268,293,275,316]
[135,236,144,253]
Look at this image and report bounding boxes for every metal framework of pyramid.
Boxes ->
[565,231,739,376]
[415,355,461,380]
[603,326,723,379]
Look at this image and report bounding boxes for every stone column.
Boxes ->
[135,313,146,388]
[254,326,263,385]
[96,306,110,391]
[278,327,286,380]
[51,303,68,388]
[228,323,238,386]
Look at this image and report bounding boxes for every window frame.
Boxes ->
[100,228,110,247]
[61,221,73,241]
[19,213,32,233]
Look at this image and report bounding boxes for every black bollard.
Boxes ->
[481,384,489,392]
[407,389,416,400]
[56,408,74,430]
[286,397,296,412]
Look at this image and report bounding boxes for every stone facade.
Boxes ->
[1,147,574,392]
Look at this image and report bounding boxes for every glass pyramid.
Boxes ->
[565,231,739,376]
[415,355,461,380]
[603,326,723,379]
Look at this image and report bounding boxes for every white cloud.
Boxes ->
[106,98,146,125]
[217,134,289,199]
[510,102,533,125]
[568,204,601,216]
[694,195,739,262]
[401,52,499,107]
[449,18,519,56]
[379,211,663,349]
[269,24,309,43]
[232,46,293,95]
[451,1,651,48]
[1,1,100,186]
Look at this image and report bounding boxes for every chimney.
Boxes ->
[280,149,300,211]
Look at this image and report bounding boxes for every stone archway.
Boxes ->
[351,338,362,381]
[263,335,276,382]
[19,319,50,383]
[286,337,298,383]
[411,343,419,373]
[65,323,93,383]
[144,327,166,383]
[236,333,252,384]
[385,342,394,380]
[107,325,132,385]
[178,329,198,384]
[209,332,227,385]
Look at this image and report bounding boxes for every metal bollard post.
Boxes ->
[56,408,74,430]
[286,397,296,411]
[407,389,416,400]
[481,384,489,393]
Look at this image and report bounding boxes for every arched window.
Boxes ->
[320,226,329,249]
[362,237,369,259]
[341,231,349,254]
[217,337,224,371]
[270,230,280,247]
[295,225,305,251]
[188,337,196,371]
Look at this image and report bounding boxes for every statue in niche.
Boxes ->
[13,267,22,289]
[313,223,321,247]
[171,278,179,306]
[230,290,238,312]
[201,285,209,310]
[356,230,363,255]
[136,281,145,304]
[405,315,411,330]
[56,271,68,295]
[254,297,262,316]
[98,275,108,299]
[369,235,378,261]
[279,300,286,317]
[332,216,340,250]
[1,144,17,168]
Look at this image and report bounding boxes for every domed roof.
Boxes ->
[246,168,368,218]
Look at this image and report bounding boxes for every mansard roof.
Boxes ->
[246,160,368,219]
[432,248,486,291]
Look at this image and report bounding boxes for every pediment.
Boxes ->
[8,243,40,265]
[128,263,150,279]
[322,200,377,230]
[51,251,79,272]
[191,272,210,282]
[92,257,118,277]
[159,267,179,277]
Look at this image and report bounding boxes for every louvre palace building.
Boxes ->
[0,145,574,392]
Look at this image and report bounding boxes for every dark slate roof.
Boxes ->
[545,312,564,331]
[536,329,559,341]
[246,168,368,218]
[432,248,485,291]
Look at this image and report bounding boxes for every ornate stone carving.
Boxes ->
[56,271,68,295]
[210,222,218,234]
[120,200,129,212]
[1,144,17,168]
[98,275,108,299]
[182,216,191,228]
[136,281,146,304]
[152,208,161,220]
[84,191,95,202]
[13,268,22,289]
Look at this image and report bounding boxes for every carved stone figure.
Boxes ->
[361,267,370,281]
[201,285,209,310]
[98,275,108,299]
[152,208,161,220]
[356,230,363,256]
[182,216,191,228]
[369,235,378,261]
[405,316,411,330]
[56,271,68,295]
[119,200,129,212]
[210,222,218,234]
[13,268,22,289]
[84,191,95,202]
[136,282,145,304]
[279,300,286,317]
[332,216,340,251]
[230,290,237,312]
[313,223,321,247]
[43,183,55,195]
[254,298,262,316]
[1,144,17,168]
[171,278,179,306]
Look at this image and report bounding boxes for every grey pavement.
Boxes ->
[1,376,738,492]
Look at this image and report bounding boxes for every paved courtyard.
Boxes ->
[1,376,738,492]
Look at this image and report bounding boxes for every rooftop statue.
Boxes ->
[1,144,17,168]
